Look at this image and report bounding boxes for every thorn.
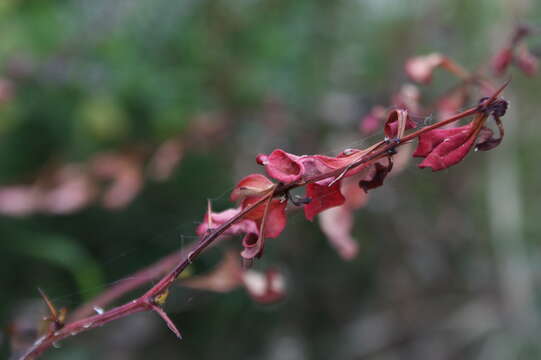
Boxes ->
[38,288,58,319]
[206,199,213,229]
[151,304,182,339]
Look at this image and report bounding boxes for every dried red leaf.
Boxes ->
[476,117,504,151]
[240,232,262,260]
[359,157,393,192]
[230,174,274,202]
[413,120,483,171]
[384,109,415,139]
[256,149,302,183]
[304,181,345,221]
[242,197,287,238]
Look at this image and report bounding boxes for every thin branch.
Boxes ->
[19,85,508,360]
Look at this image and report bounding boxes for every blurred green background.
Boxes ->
[1,0,541,359]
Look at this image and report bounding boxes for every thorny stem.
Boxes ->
[19,194,271,360]
[19,83,508,360]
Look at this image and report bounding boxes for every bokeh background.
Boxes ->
[1,0,541,359]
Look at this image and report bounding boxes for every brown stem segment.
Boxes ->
[19,82,508,360]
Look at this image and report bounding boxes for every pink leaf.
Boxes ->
[0,186,38,216]
[148,139,184,181]
[405,53,444,84]
[230,174,274,202]
[242,269,285,304]
[181,251,243,293]
[196,207,259,237]
[359,106,386,135]
[491,47,514,76]
[318,206,359,260]
[515,45,539,76]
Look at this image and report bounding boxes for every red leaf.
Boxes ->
[256,150,303,183]
[304,181,345,221]
[413,123,481,171]
[262,200,288,238]
[241,232,263,260]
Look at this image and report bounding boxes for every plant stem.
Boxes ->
[19,83,507,360]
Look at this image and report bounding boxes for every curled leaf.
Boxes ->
[359,157,393,192]
[230,174,274,202]
[476,118,504,152]
[256,150,302,183]
[384,109,415,139]
[413,114,492,171]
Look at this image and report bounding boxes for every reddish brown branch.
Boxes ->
[70,248,189,321]
[19,85,508,360]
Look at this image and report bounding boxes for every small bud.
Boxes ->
[256,154,268,165]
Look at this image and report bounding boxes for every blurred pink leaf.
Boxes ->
[39,165,97,214]
[148,139,184,181]
[91,153,143,209]
[0,186,38,216]
[182,251,286,304]
[181,251,242,293]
